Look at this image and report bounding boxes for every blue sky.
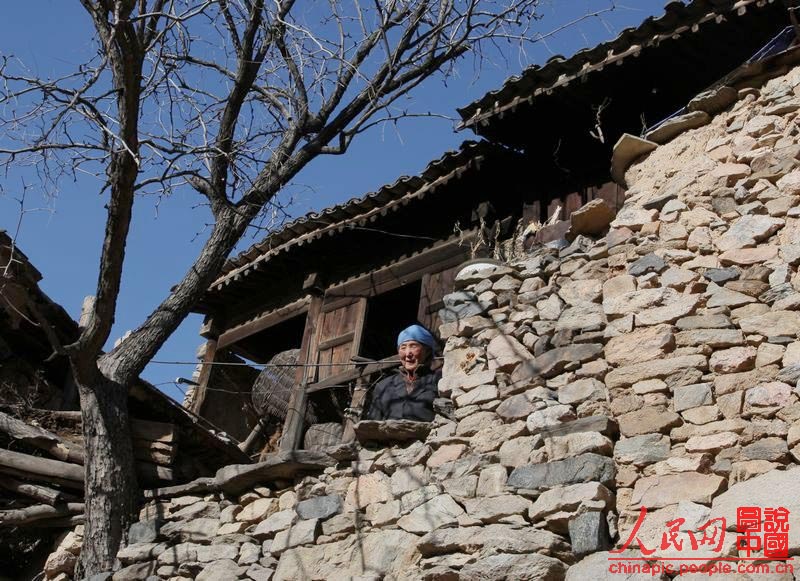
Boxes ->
[0,1,666,401]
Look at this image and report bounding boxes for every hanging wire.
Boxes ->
[150,357,443,368]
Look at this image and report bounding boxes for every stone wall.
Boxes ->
[42,64,800,581]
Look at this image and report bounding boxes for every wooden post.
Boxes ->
[341,376,368,444]
[280,295,322,452]
[189,316,220,416]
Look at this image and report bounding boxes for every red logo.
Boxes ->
[607,506,794,577]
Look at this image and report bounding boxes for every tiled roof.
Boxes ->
[458,0,781,130]
[211,140,503,289]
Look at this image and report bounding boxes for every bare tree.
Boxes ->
[0,0,608,574]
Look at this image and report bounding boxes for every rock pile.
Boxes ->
[41,64,800,581]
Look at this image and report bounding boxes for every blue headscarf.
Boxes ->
[397,324,436,350]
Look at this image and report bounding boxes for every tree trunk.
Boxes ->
[76,370,139,576]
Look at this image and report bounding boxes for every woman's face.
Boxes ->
[398,340,428,373]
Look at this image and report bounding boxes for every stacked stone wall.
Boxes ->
[41,65,800,581]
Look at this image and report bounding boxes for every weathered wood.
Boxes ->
[0,466,85,491]
[136,462,174,483]
[217,296,311,349]
[0,476,68,505]
[280,295,323,452]
[131,419,176,444]
[143,477,218,500]
[0,411,85,465]
[132,445,173,467]
[238,418,266,454]
[0,448,84,483]
[0,502,84,525]
[306,358,398,394]
[188,336,218,416]
[325,232,475,301]
[341,378,368,444]
[20,515,85,528]
[216,450,336,494]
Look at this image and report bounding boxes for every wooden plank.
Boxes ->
[131,419,176,444]
[316,331,355,352]
[217,297,310,349]
[306,358,399,393]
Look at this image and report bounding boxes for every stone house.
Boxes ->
[184,0,797,458]
[33,0,800,579]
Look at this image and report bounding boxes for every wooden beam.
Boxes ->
[306,359,399,394]
[280,296,323,452]
[316,331,355,352]
[325,232,475,301]
[131,419,176,444]
[189,336,218,416]
[0,503,84,526]
[217,296,311,349]
[0,476,69,506]
[0,411,85,465]
[0,448,84,483]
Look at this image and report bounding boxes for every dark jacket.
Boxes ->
[366,366,441,422]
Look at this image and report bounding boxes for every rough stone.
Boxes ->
[568,510,611,557]
[684,431,739,453]
[196,559,242,581]
[631,473,726,509]
[526,405,576,433]
[569,199,615,237]
[674,383,713,412]
[486,334,529,372]
[529,482,614,526]
[514,343,603,380]
[160,518,220,542]
[295,495,341,521]
[605,325,675,366]
[645,111,710,144]
[715,214,784,251]
[739,310,800,336]
[417,523,569,558]
[270,519,319,555]
[507,453,616,491]
[545,430,613,460]
[273,529,417,581]
[344,473,392,509]
[719,246,779,265]
[605,355,707,389]
[237,498,278,524]
[44,551,78,578]
[253,510,298,539]
[628,253,667,276]
[459,553,567,581]
[617,407,682,437]
[558,378,605,405]
[614,434,670,466]
[709,346,757,373]
[397,494,465,534]
[675,329,743,348]
[740,437,789,461]
[713,467,800,552]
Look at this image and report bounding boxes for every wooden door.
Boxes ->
[417,265,458,335]
[313,297,367,382]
